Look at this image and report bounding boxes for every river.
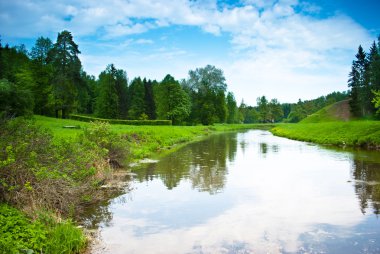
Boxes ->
[85,130,380,254]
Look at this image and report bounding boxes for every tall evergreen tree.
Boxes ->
[368,39,380,115]
[95,64,119,118]
[49,30,82,118]
[348,45,369,117]
[30,37,53,115]
[128,77,146,119]
[144,79,156,120]
[114,69,129,119]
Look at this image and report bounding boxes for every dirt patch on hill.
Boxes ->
[329,99,352,121]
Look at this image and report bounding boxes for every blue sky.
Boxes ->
[1,0,379,105]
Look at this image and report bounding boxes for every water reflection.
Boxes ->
[351,150,380,215]
[132,133,238,194]
[91,130,380,254]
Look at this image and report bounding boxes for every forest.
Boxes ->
[1,30,350,125]
[348,37,380,118]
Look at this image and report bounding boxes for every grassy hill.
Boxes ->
[271,100,380,149]
[301,100,352,123]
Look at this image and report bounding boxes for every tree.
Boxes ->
[268,98,283,122]
[49,30,82,118]
[0,79,33,119]
[95,65,119,118]
[30,37,53,115]
[114,69,129,119]
[128,77,146,119]
[348,45,369,117]
[30,37,52,65]
[368,39,380,115]
[144,79,156,120]
[77,70,97,115]
[185,65,227,125]
[226,92,238,123]
[257,96,269,122]
[155,74,191,125]
[372,90,380,116]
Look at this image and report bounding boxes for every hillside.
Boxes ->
[300,100,352,123]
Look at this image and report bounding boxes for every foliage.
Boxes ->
[0,118,127,215]
[0,204,86,254]
[183,65,227,125]
[95,64,120,118]
[0,204,47,253]
[155,74,191,125]
[226,92,239,123]
[0,79,34,119]
[70,114,172,125]
[348,36,380,118]
[373,90,380,115]
[49,30,82,118]
[128,77,146,119]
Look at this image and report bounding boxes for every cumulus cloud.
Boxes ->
[0,0,373,103]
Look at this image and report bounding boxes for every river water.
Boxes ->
[86,130,380,254]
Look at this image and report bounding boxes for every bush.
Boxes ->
[0,118,128,216]
[70,114,172,125]
[0,203,46,253]
[0,204,86,254]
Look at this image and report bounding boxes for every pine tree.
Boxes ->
[30,37,53,115]
[144,79,156,120]
[114,69,128,119]
[348,45,368,117]
[128,77,146,119]
[49,30,82,118]
[95,64,119,118]
[368,39,380,115]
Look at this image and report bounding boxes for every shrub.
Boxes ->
[70,114,172,125]
[0,203,46,253]
[0,118,128,216]
[0,204,86,254]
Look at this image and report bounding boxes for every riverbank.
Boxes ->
[271,121,380,149]
[1,115,273,254]
[35,115,274,161]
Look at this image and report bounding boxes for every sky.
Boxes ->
[1,0,379,105]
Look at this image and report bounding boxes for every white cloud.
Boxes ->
[0,0,374,103]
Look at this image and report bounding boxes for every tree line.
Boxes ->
[1,30,349,125]
[348,36,380,118]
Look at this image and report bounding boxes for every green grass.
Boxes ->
[271,121,380,148]
[34,115,272,160]
[300,100,352,123]
[300,104,339,123]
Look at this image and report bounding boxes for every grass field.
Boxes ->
[271,121,380,148]
[34,115,273,160]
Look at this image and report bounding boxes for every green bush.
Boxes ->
[70,114,172,125]
[0,204,46,254]
[0,204,86,254]
[0,118,128,215]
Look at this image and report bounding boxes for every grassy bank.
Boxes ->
[271,121,380,148]
[34,115,273,161]
[1,115,271,253]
